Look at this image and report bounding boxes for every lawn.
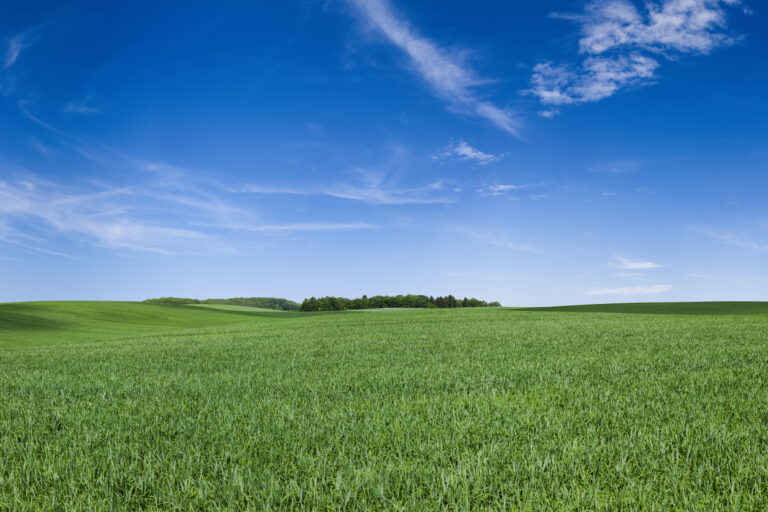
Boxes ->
[1,302,767,510]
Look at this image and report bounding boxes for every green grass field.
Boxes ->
[1,301,768,510]
[186,303,288,314]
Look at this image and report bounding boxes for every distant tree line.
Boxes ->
[144,297,300,311]
[299,294,501,312]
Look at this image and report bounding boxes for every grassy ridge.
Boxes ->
[1,302,768,509]
[186,303,287,313]
[144,296,300,311]
[0,301,280,348]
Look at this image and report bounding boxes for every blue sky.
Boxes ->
[1,0,766,306]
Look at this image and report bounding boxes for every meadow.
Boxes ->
[1,301,768,510]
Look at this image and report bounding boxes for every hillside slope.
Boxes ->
[0,301,281,347]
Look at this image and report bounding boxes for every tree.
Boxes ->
[296,294,498,311]
[300,297,319,312]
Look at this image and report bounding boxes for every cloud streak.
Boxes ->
[242,182,450,205]
[346,0,518,135]
[0,174,379,257]
[486,184,526,194]
[611,256,662,269]
[530,0,743,113]
[696,227,768,252]
[3,27,41,69]
[243,162,452,205]
[435,141,501,164]
[4,37,25,68]
[461,228,540,253]
[0,179,211,255]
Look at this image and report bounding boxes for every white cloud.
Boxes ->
[64,103,102,115]
[228,222,377,232]
[346,0,519,135]
[611,256,662,269]
[241,185,314,196]
[243,181,451,205]
[0,109,387,255]
[487,184,525,193]
[0,175,379,256]
[531,54,658,107]
[461,228,539,253]
[4,36,25,69]
[324,184,452,205]
[0,180,208,254]
[3,28,41,69]
[587,284,672,295]
[530,0,742,110]
[436,141,501,164]
[244,162,452,205]
[574,0,741,55]
[18,104,452,210]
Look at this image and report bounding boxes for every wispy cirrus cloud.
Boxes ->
[461,228,539,253]
[587,284,672,295]
[611,256,662,269]
[4,35,28,69]
[435,141,501,164]
[0,179,206,255]
[588,255,666,296]
[345,0,519,136]
[0,216,73,258]
[529,0,744,114]
[695,227,768,252]
[324,182,451,205]
[3,27,42,69]
[0,173,379,257]
[4,37,25,69]
[64,101,102,115]
[243,180,451,205]
[243,159,452,205]
[10,104,444,247]
[223,222,376,232]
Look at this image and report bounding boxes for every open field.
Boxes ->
[185,303,288,314]
[0,301,283,348]
[1,302,768,510]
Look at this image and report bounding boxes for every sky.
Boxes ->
[0,0,766,306]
